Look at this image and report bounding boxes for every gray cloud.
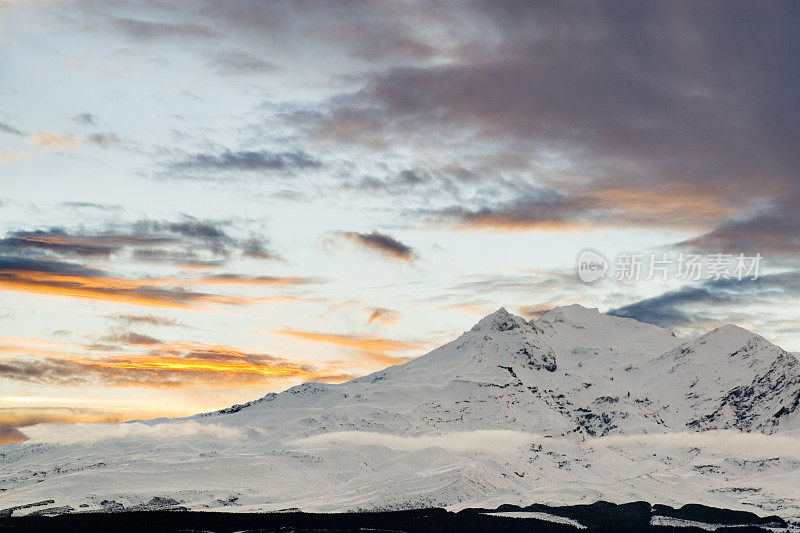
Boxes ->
[608,271,800,329]
[298,2,800,237]
[86,132,122,146]
[171,149,321,174]
[107,314,186,328]
[338,231,414,262]
[0,255,225,307]
[73,113,97,125]
[208,50,279,75]
[0,218,276,263]
[60,201,122,211]
[429,190,595,231]
[113,17,219,41]
[103,331,162,345]
[0,121,24,136]
[677,198,800,256]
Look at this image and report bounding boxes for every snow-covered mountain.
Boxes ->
[2,305,799,520]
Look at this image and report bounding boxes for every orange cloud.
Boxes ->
[28,131,82,148]
[272,328,420,366]
[439,184,737,233]
[0,337,356,389]
[0,269,259,308]
[274,329,420,352]
[583,186,737,226]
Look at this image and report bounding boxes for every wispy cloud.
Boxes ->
[0,121,25,136]
[28,131,82,148]
[273,328,419,365]
[365,307,400,326]
[106,314,186,328]
[0,219,277,263]
[274,328,419,352]
[113,17,219,41]
[208,50,278,75]
[27,131,121,149]
[73,112,97,125]
[170,149,320,175]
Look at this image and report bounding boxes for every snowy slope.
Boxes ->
[1,305,799,520]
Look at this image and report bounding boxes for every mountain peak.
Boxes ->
[471,307,527,333]
[695,323,762,350]
[537,303,601,324]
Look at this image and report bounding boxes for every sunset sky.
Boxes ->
[1,1,799,443]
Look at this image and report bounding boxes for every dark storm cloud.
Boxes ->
[608,271,800,328]
[58,0,800,233]
[338,231,414,262]
[57,1,798,245]
[297,1,799,238]
[352,2,797,177]
[172,149,320,173]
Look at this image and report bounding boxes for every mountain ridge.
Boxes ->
[208,304,797,437]
[2,304,799,518]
